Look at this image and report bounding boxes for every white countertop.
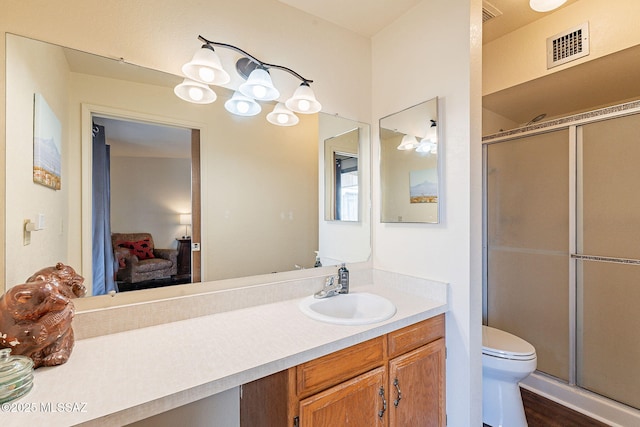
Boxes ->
[2,281,447,426]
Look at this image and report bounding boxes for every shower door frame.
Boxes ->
[482,100,640,415]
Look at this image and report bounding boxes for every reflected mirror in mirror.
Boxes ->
[4,33,371,300]
[324,128,360,221]
[379,97,440,223]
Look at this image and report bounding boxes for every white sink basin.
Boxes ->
[298,292,397,325]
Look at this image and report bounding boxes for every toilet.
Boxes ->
[482,325,537,427]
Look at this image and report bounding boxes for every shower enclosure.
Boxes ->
[483,102,640,422]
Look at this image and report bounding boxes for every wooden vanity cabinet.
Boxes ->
[240,314,445,427]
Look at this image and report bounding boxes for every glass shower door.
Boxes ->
[576,113,640,409]
[485,129,571,381]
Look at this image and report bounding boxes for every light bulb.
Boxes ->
[188,87,204,101]
[237,101,250,114]
[277,113,289,124]
[198,67,215,83]
[253,85,268,99]
[297,99,311,112]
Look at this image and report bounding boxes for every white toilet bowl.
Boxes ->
[482,326,537,427]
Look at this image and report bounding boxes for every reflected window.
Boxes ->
[335,155,358,221]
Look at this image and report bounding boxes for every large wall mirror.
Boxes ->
[379,97,440,224]
[4,33,371,301]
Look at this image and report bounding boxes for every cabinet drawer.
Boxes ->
[297,336,384,398]
[387,314,445,359]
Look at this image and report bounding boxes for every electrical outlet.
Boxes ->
[192,242,200,251]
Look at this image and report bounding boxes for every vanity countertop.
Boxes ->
[2,278,447,426]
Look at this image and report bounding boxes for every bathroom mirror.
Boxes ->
[4,33,372,297]
[324,128,360,221]
[379,97,440,223]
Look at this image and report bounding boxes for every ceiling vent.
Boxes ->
[547,22,590,69]
[482,1,502,23]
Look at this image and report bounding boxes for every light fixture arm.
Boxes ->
[198,35,313,84]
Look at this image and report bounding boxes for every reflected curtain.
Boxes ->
[92,123,116,295]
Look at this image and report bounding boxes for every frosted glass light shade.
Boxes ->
[397,134,418,150]
[416,139,437,154]
[267,103,299,126]
[285,83,321,114]
[174,78,217,104]
[529,0,566,12]
[225,91,262,116]
[239,68,280,101]
[182,46,231,85]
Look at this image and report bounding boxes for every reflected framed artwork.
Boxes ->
[33,93,62,190]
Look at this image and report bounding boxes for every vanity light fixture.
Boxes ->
[174,78,217,104]
[176,35,322,126]
[224,91,262,116]
[416,120,438,154]
[398,119,438,154]
[529,0,567,12]
[267,103,299,126]
[397,134,419,150]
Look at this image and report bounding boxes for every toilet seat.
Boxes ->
[482,326,536,361]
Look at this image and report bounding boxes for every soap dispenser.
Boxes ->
[338,263,349,294]
[314,251,322,268]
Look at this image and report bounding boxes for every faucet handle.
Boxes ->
[324,276,335,287]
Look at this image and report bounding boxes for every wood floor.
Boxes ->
[483,388,611,427]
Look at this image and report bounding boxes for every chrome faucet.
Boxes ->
[314,275,342,299]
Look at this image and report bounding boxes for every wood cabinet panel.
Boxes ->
[297,336,384,398]
[388,338,446,427]
[299,367,386,427]
[387,314,445,359]
[240,369,295,427]
[241,315,446,427]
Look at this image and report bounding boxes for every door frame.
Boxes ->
[81,103,204,293]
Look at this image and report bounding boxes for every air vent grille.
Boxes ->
[547,22,590,69]
[482,1,502,23]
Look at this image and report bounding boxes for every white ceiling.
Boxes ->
[277,0,578,40]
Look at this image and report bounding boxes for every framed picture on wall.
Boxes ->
[33,93,62,190]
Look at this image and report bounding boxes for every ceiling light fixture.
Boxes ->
[529,0,567,13]
[176,35,322,126]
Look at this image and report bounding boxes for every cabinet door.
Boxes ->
[299,367,386,427]
[388,338,445,427]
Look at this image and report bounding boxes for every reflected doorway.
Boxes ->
[89,115,201,295]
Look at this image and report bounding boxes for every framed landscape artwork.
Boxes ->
[33,93,62,190]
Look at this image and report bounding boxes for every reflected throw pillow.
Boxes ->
[117,238,155,260]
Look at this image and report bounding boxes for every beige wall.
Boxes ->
[110,156,191,250]
[483,0,640,96]
[5,35,70,286]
